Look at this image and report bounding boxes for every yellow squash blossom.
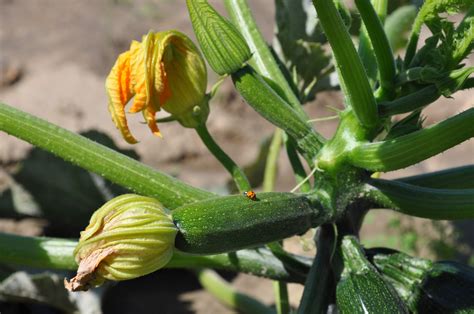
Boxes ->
[65,194,177,291]
[106,31,207,144]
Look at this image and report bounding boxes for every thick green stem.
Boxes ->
[0,233,77,270]
[378,85,440,116]
[350,108,474,171]
[358,29,378,87]
[358,0,388,87]
[196,124,251,193]
[0,232,309,283]
[397,165,474,189]
[312,0,378,129]
[0,103,213,209]
[404,5,426,67]
[365,179,474,220]
[223,0,308,120]
[298,224,336,314]
[171,249,309,283]
[385,67,474,116]
[356,0,396,100]
[196,269,275,314]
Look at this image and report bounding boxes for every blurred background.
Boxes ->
[0,0,472,313]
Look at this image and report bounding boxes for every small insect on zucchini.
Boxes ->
[243,190,257,200]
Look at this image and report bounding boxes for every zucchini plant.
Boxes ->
[0,0,473,313]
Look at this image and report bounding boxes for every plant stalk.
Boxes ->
[223,0,308,120]
[396,165,474,189]
[350,108,474,171]
[0,232,310,283]
[378,85,440,116]
[0,103,213,209]
[298,224,336,314]
[196,124,251,193]
[355,0,396,100]
[312,0,378,129]
[365,179,474,220]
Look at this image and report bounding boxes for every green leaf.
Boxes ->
[451,5,474,66]
[405,0,472,66]
[0,271,102,313]
[274,0,333,101]
[275,0,321,46]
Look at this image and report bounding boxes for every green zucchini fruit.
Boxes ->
[336,236,408,314]
[232,65,324,158]
[172,192,326,254]
[370,250,474,314]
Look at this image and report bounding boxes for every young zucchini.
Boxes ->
[232,65,324,158]
[172,192,328,254]
[371,250,474,314]
[336,236,408,314]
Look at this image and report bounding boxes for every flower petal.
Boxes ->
[143,104,162,138]
[129,40,148,114]
[159,31,207,115]
[105,51,137,144]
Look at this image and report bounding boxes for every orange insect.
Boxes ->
[243,190,257,200]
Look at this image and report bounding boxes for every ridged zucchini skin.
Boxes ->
[336,237,408,314]
[232,66,324,158]
[372,251,474,314]
[172,192,322,254]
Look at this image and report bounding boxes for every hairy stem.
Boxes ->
[365,179,474,219]
[223,0,308,120]
[312,0,378,129]
[378,85,440,116]
[350,108,474,171]
[0,232,309,283]
[397,165,474,189]
[0,103,213,209]
[356,0,396,100]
